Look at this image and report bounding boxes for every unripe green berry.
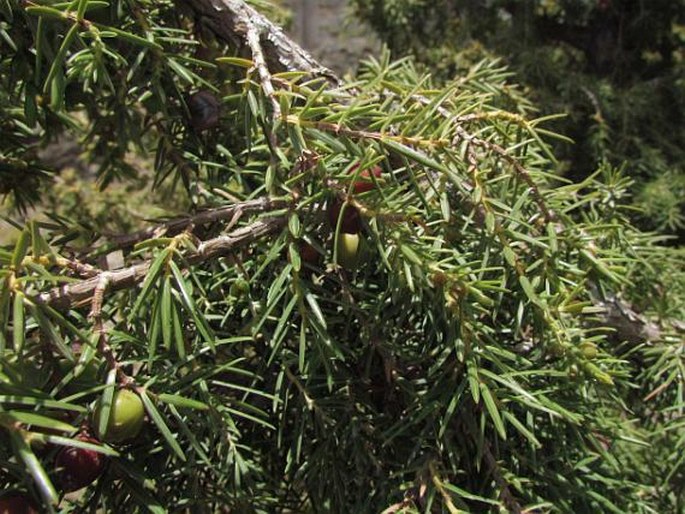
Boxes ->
[336,232,360,270]
[95,389,145,443]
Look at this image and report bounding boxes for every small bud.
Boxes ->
[579,341,598,360]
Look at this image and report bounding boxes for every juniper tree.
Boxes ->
[0,1,683,513]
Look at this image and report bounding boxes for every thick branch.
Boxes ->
[595,293,664,344]
[178,0,339,84]
[35,217,285,311]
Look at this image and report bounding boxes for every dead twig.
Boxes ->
[99,197,286,250]
[35,217,285,311]
[243,13,281,122]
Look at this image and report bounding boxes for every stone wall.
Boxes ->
[281,0,381,75]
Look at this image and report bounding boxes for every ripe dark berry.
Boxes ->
[55,436,106,492]
[299,242,319,265]
[0,493,39,514]
[188,90,220,131]
[328,199,361,234]
[350,164,383,194]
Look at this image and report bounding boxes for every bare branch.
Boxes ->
[88,272,124,377]
[196,216,282,257]
[243,13,281,121]
[101,197,287,250]
[35,217,285,311]
[595,292,665,343]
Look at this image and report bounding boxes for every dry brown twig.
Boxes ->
[102,197,286,250]
[36,217,285,311]
[242,14,281,122]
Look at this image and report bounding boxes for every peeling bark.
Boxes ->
[179,0,340,84]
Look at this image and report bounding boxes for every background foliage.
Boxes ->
[351,0,685,237]
[0,0,683,513]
